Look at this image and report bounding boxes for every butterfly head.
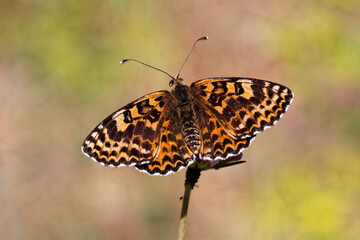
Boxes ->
[169,78,184,87]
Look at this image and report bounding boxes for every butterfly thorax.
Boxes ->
[172,80,201,154]
[172,79,191,104]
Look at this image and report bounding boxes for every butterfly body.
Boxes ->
[170,79,202,154]
[82,77,293,175]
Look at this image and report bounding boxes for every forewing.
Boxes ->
[191,78,293,139]
[135,109,195,175]
[82,91,171,167]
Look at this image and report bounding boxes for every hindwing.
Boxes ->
[135,109,195,175]
[193,98,256,163]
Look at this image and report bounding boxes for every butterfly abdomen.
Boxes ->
[179,106,201,154]
[171,81,201,154]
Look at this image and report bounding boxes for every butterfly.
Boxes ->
[81,37,294,176]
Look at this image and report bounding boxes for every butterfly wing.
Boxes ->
[82,91,171,167]
[192,97,256,163]
[191,77,294,139]
[135,104,195,175]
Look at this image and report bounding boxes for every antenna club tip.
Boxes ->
[199,36,209,41]
[120,59,129,64]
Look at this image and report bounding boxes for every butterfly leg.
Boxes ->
[213,160,247,170]
[212,152,246,170]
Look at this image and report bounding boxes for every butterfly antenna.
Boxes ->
[120,59,175,80]
[176,36,208,79]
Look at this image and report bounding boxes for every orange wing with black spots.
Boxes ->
[191,78,294,140]
[135,107,195,175]
[82,91,171,167]
[192,98,256,163]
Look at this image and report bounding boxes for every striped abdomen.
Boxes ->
[180,107,201,154]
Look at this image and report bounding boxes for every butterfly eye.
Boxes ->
[169,79,174,87]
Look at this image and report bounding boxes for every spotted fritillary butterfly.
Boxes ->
[82,38,293,175]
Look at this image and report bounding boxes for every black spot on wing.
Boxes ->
[132,136,141,145]
[123,110,133,123]
[123,124,135,138]
[208,93,226,107]
[222,105,236,122]
[115,131,123,141]
[245,118,256,131]
[147,109,161,123]
[134,121,145,135]
[249,97,262,105]
[235,82,244,95]
[143,127,156,141]
[98,131,105,143]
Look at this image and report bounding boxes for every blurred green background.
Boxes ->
[1,0,359,239]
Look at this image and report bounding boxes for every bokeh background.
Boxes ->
[1,0,359,239]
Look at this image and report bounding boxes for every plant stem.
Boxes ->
[178,166,202,240]
[178,181,192,240]
[177,157,246,239]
